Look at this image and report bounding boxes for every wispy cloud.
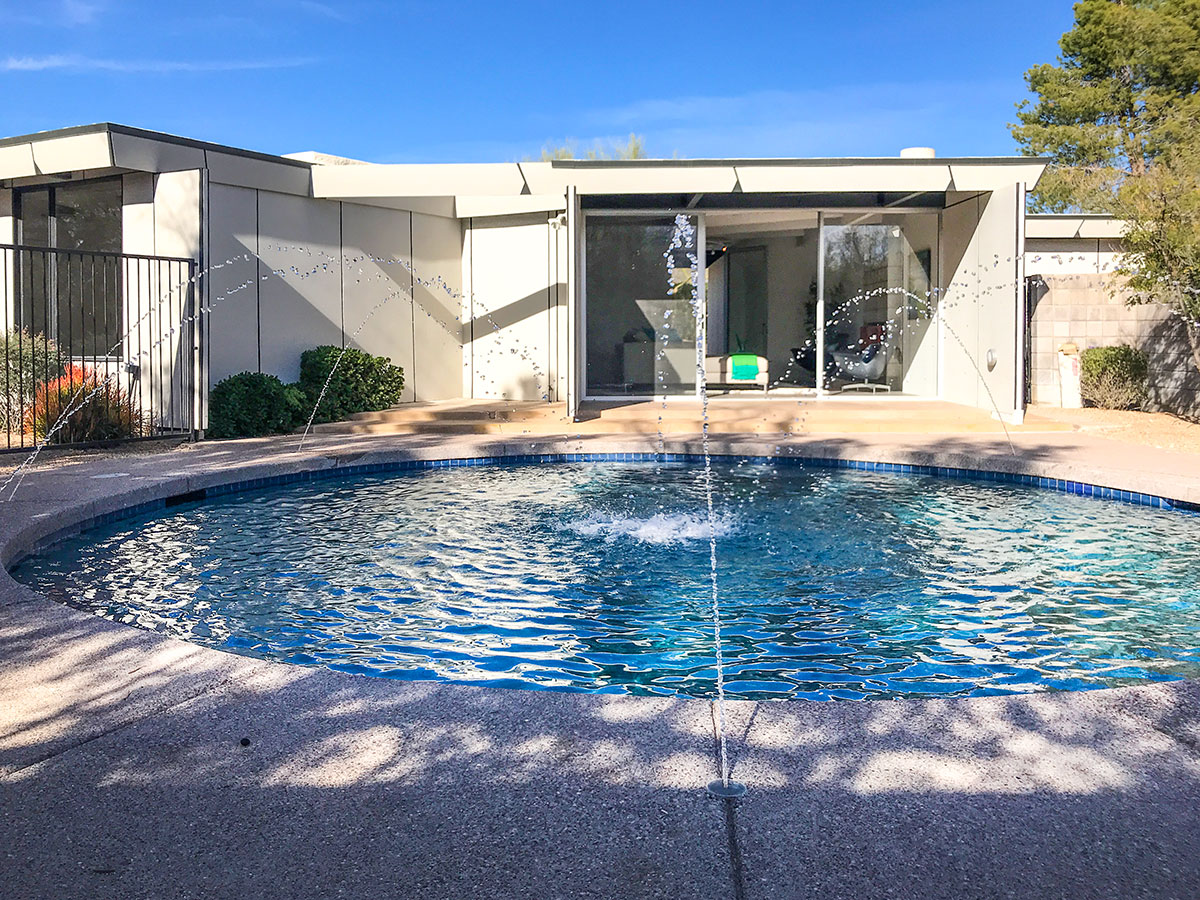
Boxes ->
[60,0,104,25]
[297,1,352,21]
[0,0,107,27]
[1,54,317,74]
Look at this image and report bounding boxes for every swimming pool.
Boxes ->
[13,459,1200,700]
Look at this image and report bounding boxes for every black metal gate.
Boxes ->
[1,244,200,450]
[1023,275,1046,407]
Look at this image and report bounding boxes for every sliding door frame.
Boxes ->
[580,208,707,403]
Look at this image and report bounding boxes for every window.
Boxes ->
[14,178,123,357]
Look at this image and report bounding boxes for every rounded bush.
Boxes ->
[208,372,304,439]
[1080,345,1149,410]
[298,345,404,423]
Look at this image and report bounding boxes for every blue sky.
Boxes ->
[0,0,1076,162]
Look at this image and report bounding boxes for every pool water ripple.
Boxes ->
[12,461,1200,700]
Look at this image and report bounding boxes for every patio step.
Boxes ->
[306,397,1069,437]
[342,402,569,425]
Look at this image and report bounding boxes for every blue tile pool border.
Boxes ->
[27,451,1200,553]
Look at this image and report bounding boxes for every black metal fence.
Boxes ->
[1,244,200,451]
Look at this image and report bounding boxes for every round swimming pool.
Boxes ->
[13,460,1200,700]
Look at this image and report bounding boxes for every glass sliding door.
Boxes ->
[820,212,938,394]
[584,214,700,396]
[703,213,821,391]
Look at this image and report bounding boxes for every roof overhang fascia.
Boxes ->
[522,162,739,195]
[454,194,567,218]
[0,131,114,179]
[735,164,953,193]
[0,124,314,187]
[311,163,529,199]
[1024,215,1126,240]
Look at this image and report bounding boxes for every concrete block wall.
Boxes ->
[1029,274,1199,414]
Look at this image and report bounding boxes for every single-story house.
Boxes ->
[2,123,1187,443]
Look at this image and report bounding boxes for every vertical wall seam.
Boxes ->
[468,217,474,399]
[199,165,209,430]
[339,202,345,349]
[548,220,554,402]
[409,211,416,401]
[255,189,261,373]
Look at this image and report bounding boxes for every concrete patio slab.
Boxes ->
[2,426,1200,899]
[2,666,731,900]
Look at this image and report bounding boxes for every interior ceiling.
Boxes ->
[705,209,821,237]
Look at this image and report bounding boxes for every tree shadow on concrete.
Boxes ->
[3,429,1200,898]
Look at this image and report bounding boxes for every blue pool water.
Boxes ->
[13,461,1200,700]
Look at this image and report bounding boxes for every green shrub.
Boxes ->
[297,345,404,423]
[207,372,305,439]
[1080,345,1149,410]
[1,330,58,432]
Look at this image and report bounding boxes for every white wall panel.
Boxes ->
[0,144,36,179]
[552,216,569,402]
[940,193,984,409]
[256,191,342,383]
[939,187,1022,414]
[111,133,205,173]
[411,212,466,401]
[31,133,112,175]
[206,183,261,385]
[153,170,201,259]
[121,173,155,256]
[465,215,554,400]
[341,202,415,403]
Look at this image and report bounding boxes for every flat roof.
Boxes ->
[0,123,312,168]
[0,123,1051,218]
[549,155,1050,167]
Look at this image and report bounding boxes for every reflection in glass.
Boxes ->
[14,179,123,357]
[585,216,698,396]
[822,213,938,393]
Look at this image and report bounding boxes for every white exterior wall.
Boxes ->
[552,215,570,404]
[411,211,467,401]
[203,185,466,403]
[341,202,415,404]
[206,183,261,384]
[117,170,199,430]
[939,185,1023,415]
[253,191,343,383]
[897,213,940,396]
[463,213,563,401]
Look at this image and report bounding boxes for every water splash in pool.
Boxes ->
[564,511,737,545]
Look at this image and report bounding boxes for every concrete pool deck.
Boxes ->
[2,428,1200,899]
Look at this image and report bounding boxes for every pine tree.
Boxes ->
[1011,0,1200,213]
